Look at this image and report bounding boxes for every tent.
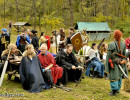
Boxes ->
[75,22,111,41]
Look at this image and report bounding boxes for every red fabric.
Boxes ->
[125,38,130,49]
[44,36,51,50]
[113,30,122,53]
[109,59,114,69]
[38,52,63,84]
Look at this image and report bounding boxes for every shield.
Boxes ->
[70,33,83,52]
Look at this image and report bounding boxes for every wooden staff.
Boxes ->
[0,48,11,87]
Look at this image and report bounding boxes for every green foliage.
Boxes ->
[94,13,112,22]
[0,0,129,33]
[114,17,130,36]
[40,14,65,29]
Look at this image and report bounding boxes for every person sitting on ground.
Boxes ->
[55,44,83,84]
[99,42,108,62]
[85,43,104,78]
[38,44,63,87]
[1,44,22,80]
[19,44,47,93]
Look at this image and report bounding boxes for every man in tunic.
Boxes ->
[105,30,128,96]
[55,44,82,84]
[19,44,47,93]
[38,44,63,87]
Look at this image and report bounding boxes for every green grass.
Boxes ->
[0,73,129,100]
[1,20,130,100]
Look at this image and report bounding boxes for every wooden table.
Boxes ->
[6,60,21,80]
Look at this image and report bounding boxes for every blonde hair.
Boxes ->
[99,42,107,55]
[8,44,17,50]
[1,44,17,57]
[23,44,35,57]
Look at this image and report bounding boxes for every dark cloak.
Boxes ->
[19,56,47,93]
[55,50,82,84]
[31,36,39,51]
[0,34,10,57]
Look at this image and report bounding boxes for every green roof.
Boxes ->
[75,22,111,31]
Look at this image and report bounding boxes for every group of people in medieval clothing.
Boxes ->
[0,27,83,93]
[0,43,82,93]
[0,27,129,95]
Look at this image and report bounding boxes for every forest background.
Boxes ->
[0,0,129,37]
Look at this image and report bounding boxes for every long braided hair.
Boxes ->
[113,30,122,54]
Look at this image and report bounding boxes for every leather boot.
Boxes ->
[108,90,116,96]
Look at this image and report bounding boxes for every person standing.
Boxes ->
[105,30,128,96]
[57,28,66,51]
[66,27,75,45]
[0,28,10,52]
[125,35,130,62]
[16,29,31,53]
[31,30,39,52]
[0,28,10,60]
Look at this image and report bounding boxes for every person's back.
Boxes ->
[105,30,128,96]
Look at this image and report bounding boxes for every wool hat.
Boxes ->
[2,28,7,32]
